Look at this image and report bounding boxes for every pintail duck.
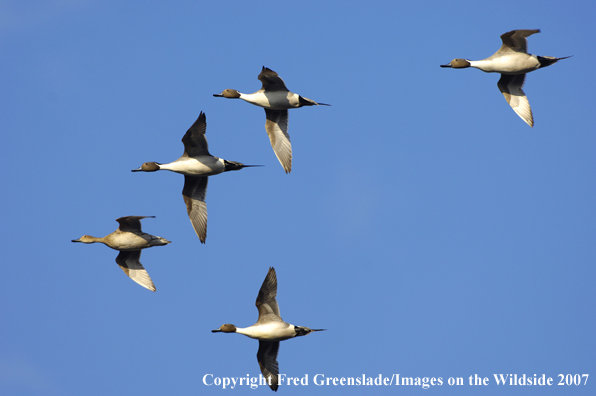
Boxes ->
[212,267,325,391]
[441,29,570,127]
[71,216,170,291]
[214,67,330,173]
[132,112,257,243]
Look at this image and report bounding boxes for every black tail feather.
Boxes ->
[537,55,572,68]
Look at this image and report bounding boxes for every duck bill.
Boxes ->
[440,63,452,68]
[213,93,224,97]
[71,239,82,243]
[211,329,223,333]
[131,167,143,172]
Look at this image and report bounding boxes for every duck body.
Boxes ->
[214,67,329,173]
[72,216,170,251]
[141,156,228,177]
[468,52,541,74]
[221,89,321,110]
[234,322,298,341]
[132,112,252,243]
[441,29,570,127]
[95,229,169,251]
[212,267,324,391]
[71,216,170,292]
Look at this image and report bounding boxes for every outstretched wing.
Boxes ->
[115,250,156,291]
[116,216,154,232]
[256,267,282,323]
[258,67,289,92]
[498,29,540,53]
[181,112,210,157]
[257,341,280,391]
[497,73,533,127]
[264,109,292,174]
[182,176,209,243]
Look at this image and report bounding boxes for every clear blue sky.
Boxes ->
[1,1,595,395]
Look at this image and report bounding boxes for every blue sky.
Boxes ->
[1,0,595,395]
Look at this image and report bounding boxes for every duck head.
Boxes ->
[440,58,471,68]
[132,162,161,172]
[213,89,241,99]
[212,324,238,333]
[71,235,99,244]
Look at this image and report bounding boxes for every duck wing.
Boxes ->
[181,112,210,158]
[182,176,208,243]
[498,73,534,127]
[257,341,280,391]
[116,216,154,232]
[496,29,540,55]
[265,109,292,174]
[256,267,282,323]
[115,250,156,291]
[258,67,289,92]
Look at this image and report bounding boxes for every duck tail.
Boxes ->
[223,160,263,171]
[537,55,572,68]
[299,96,330,107]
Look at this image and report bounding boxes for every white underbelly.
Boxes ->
[474,54,539,74]
[239,322,295,341]
[241,91,300,109]
[161,157,224,176]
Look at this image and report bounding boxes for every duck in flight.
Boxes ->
[72,216,170,291]
[214,67,330,173]
[441,29,570,127]
[132,112,257,243]
[212,267,325,391]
